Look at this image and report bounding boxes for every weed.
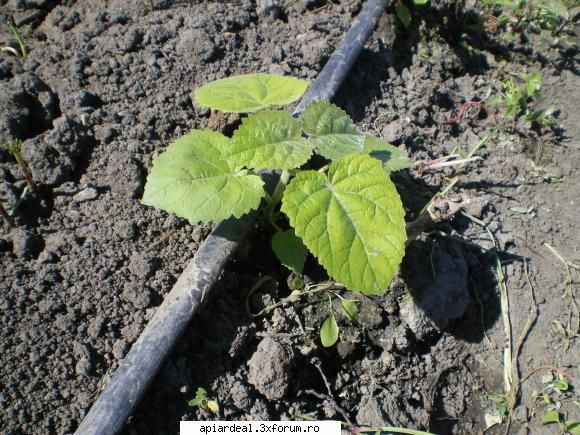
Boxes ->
[142,74,409,308]
[1,23,28,59]
[488,71,554,125]
[6,139,36,191]
[482,0,570,37]
[188,387,219,414]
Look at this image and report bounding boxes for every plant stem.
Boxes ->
[8,140,36,191]
[263,169,290,227]
[405,177,459,245]
[8,24,28,59]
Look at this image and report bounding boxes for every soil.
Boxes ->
[0,1,578,434]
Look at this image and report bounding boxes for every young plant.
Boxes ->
[1,24,28,58]
[142,73,409,300]
[488,71,553,124]
[6,139,36,191]
[395,0,429,28]
[482,0,570,37]
[188,387,219,414]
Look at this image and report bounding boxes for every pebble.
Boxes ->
[73,185,100,203]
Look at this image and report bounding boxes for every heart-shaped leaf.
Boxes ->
[281,154,407,295]
[301,102,409,171]
[142,130,264,224]
[228,111,313,170]
[195,73,309,113]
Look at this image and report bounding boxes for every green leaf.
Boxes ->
[188,387,209,407]
[565,420,580,435]
[281,154,407,295]
[541,410,561,425]
[340,299,359,322]
[363,136,410,172]
[395,2,412,27]
[532,0,569,19]
[300,102,409,171]
[320,314,339,347]
[272,229,308,274]
[413,0,429,4]
[195,73,309,113]
[525,71,543,98]
[301,101,365,159]
[142,130,265,224]
[228,111,313,170]
[547,378,568,393]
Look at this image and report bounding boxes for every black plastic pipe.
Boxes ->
[75,1,388,433]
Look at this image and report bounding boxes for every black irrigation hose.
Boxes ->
[75,1,388,433]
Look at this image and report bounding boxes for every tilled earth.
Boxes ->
[0,1,578,434]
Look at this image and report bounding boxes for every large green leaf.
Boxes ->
[195,73,309,113]
[141,130,264,224]
[228,111,313,170]
[281,154,407,295]
[301,102,409,171]
[272,229,308,274]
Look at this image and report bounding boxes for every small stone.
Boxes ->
[73,185,100,202]
[122,281,153,309]
[112,339,129,360]
[247,337,293,400]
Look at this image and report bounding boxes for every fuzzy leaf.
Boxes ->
[340,299,359,322]
[301,102,409,171]
[229,111,313,170]
[281,154,407,295]
[272,229,308,274]
[142,130,264,224]
[320,315,339,347]
[363,136,410,172]
[301,101,365,159]
[195,73,308,113]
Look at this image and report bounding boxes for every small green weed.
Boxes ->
[188,387,219,414]
[532,375,580,434]
[488,71,554,125]
[482,0,570,37]
[1,23,28,59]
[6,139,36,190]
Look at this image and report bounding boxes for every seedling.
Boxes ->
[142,74,409,300]
[482,0,570,37]
[394,0,429,28]
[1,24,28,58]
[188,387,219,414]
[6,139,36,191]
[488,71,553,124]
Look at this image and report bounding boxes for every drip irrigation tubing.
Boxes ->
[75,1,388,433]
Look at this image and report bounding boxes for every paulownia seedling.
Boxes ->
[188,387,219,414]
[142,73,410,346]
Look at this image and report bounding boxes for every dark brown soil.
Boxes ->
[0,1,578,434]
